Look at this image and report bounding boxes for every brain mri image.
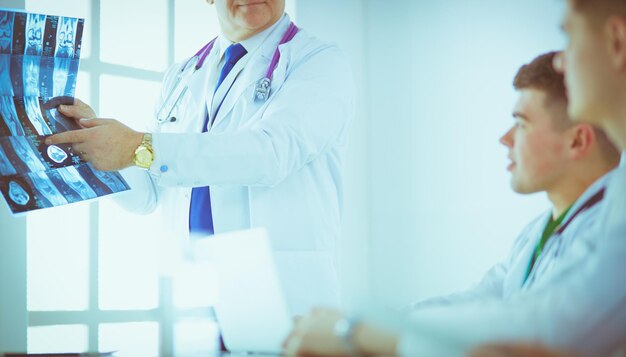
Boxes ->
[46,144,69,164]
[8,180,30,206]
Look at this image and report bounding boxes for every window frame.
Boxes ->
[25,0,182,354]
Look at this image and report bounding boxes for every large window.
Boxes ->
[22,0,299,355]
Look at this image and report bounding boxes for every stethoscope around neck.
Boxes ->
[156,22,299,124]
[522,186,606,288]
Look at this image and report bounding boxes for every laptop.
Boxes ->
[191,228,293,355]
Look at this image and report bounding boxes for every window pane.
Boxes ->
[99,322,159,357]
[75,70,91,105]
[174,2,219,62]
[25,0,92,59]
[173,261,218,309]
[28,324,88,353]
[27,203,90,311]
[99,75,161,131]
[174,319,219,356]
[98,199,159,310]
[100,0,168,72]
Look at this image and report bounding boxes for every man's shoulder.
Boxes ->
[285,28,346,63]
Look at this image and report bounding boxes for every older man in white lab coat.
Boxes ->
[46,0,354,315]
[284,51,622,357]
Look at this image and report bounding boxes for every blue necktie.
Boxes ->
[215,43,247,92]
[189,43,247,236]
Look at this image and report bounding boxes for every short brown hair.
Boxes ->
[571,0,626,11]
[515,51,620,164]
[513,51,569,129]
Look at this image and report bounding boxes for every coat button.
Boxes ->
[160,165,168,173]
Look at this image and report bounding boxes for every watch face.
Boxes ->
[136,147,153,167]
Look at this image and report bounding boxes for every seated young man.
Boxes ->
[283,51,621,356]
[475,0,626,354]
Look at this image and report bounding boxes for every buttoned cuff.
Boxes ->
[148,132,169,182]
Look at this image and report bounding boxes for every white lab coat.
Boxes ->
[117,15,354,315]
[395,170,626,356]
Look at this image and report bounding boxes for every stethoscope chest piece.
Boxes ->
[254,77,272,102]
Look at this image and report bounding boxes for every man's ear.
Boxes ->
[606,15,626,70]
[569,124,595,159]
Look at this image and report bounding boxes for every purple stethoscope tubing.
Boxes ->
[195,22,298,84]
[156,22,298,124]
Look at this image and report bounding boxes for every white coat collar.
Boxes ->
[559,169,614,225]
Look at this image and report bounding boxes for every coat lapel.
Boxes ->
[208,17,291,130]
[504,213,550,297]
[208,57,260,128]
[187,48,219,133]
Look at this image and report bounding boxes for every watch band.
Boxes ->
[133,133,154,169]
[333,317,363,357]
[141,133,153,148]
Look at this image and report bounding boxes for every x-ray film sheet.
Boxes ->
[0,163,130,214]
[0,9,129,215]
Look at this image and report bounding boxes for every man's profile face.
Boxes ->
[500,89,570,194]
[556,1,615,128]
[212,0,285,36]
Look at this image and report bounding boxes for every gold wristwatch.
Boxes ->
[133,133,154,169]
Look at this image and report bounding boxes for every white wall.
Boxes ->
[287,0,568,309]
[364,0,565,307]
